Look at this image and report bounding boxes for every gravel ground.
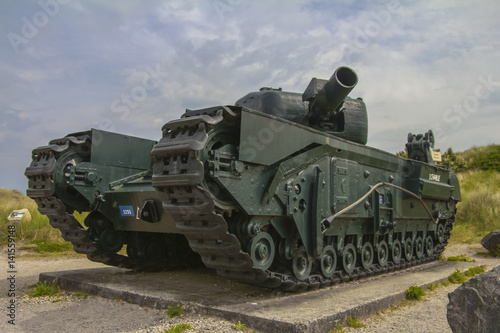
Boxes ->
[344,283,459,333]
[1,243,498,333]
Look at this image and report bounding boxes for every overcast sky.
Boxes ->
[1,0,499,192]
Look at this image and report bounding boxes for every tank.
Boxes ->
[25,66,461,290]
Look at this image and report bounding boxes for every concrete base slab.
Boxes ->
[40,260,486,333]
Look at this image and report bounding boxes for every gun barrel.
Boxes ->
[324,66,358,109]
[303,66,358,120]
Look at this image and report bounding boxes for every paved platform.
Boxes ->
[40,260,489,333]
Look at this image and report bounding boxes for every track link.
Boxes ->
[151,107,453,291]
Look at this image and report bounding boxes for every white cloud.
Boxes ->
[0,0,499,191]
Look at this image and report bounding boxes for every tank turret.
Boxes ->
[236,66,367,144]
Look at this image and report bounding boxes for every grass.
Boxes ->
[448,266,486,284]
[163,324,193,333]
[28,281,61,298]
[0,188,56,246]
[451,170,500,244]
[441,254,475,262]
[166,305,185,318]
[381,266,488,325]
[73,291,91,299]
[448,269,467,284]
[346,315,363,328]
[488,244,500,257]
[26,239,74,253]
[427,282,437,291]
[329,323,346,333]
[437,265,486,286]
[464,266,485,277]
[234,321,247,331]
[459,144,500,172]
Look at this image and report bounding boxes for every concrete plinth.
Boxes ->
[40,260,486,333]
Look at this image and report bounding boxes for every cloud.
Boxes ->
[0,0,499,192]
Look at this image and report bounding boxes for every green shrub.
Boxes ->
[440,147,467,172]
[406,285,424,300]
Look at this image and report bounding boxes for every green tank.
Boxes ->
[25,66,460,290]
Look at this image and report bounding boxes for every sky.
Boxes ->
[1,0,499,193]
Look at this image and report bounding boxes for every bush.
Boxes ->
[440,147,467,172]
[406,285,424,300]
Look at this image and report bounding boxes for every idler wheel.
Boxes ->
[293,246,312,280]
[391,239,402,264]
[415,236,424,259]
[249,232,275,271]
[360,242,374,269]
[404,238,413,261]
[342,243,357,274]
[425,235,434,256]
[377,240,389,266]
[320,245,337,278]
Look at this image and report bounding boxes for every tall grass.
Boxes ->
[0,188,86,248]
[459,144,500,172]
[452,171,500,243]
